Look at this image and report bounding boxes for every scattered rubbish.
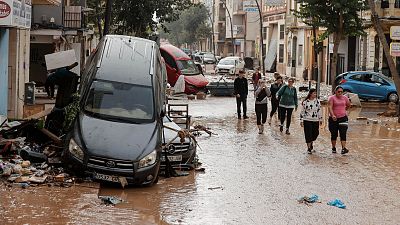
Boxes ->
[208,186,223,190]
[99,196,123,205]
[298,194,321,205]
[194,167,205,172]
[356,117,368,120]
[327,198,346,209]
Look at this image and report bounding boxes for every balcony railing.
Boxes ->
[64,6,82,28]
[233,0,245,15]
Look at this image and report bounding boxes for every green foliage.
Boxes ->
[160,4,212,46]
[111,0,192,37]
[293,0,369,41]
[63,93,81,132]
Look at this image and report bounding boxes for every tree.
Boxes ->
[86,0,105,38]
[367,0,400,121]
[111,0,192,37]
[294,0,368,91]
[160,4,212,47]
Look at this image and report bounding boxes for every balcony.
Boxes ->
[233,0,245,15]
[233,25,245,38]
[375,0,400,18]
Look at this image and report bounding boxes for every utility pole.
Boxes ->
[255,0,264,75]
[103,0,113,36]
[222,0,235,56]
[368,0,400,122]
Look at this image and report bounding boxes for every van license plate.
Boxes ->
[161,155,182,162]
[93,173,121,183]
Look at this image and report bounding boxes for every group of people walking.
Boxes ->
[234,69,351,155]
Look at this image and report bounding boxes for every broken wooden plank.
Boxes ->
[26,107,54,120]
[40,128,62,145]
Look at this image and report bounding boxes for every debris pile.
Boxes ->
[0,156,76,188]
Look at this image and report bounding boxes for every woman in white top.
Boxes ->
[300,88,323,154]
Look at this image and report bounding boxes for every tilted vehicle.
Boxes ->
[215,56,245,75]
[335,71,398,102]
[160,44,208,94]
[63,35,167,186]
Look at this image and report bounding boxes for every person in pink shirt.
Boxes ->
[328,86,351,154]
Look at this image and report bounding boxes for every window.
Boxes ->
[84,80,155,123]
[280,25,285,39]
[263,27,267,40]
[278,44,284,63]
[350,74,362,81]
[396,0,400,8]
[160,50,177,70]
[176,60,200,75]
[298,45,303,66]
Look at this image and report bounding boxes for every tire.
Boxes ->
[388,92,399,103]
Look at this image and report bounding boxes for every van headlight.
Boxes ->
[138,150,157,169]
[69,138,84,160]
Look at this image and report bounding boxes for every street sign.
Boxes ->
[390,42,400,56]
[390,26,400,40]
[243,1,258,12]
[265,0,285,6]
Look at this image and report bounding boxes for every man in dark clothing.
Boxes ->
[234,70,249,119]
[45,75,55,99]
[269,75,283,124]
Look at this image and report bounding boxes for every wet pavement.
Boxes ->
[1,94,400,225]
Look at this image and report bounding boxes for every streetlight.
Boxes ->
[254,0,265,76]
[221,0,235,56]
[306,17,320,98]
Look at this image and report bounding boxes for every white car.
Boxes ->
[215,57,245,75]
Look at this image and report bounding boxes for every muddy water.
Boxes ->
[1,96,400,225]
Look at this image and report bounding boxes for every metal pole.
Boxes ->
[222,0,235,56]
[255,0,264,75]
[313,25,320,97]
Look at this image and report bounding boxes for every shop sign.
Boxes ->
[390,42,400,57]
[0,0,31,28]
[390,26,400,40]
[0,1,11,18]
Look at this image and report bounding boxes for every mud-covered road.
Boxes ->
[1,95,400,225]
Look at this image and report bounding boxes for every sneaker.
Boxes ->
[332,147,337,154]
[268,118,272,125]
[279,125,283,132]
[285,129,290,135]
[260,124,264,133]
[307,148,312,154]
[258,129,263,134]
[243,115,249,119]
[341,148,349,155]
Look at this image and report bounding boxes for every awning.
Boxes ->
[32,0,61,6]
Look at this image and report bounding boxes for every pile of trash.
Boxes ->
[0,118,76,188]
[0,156,77,188]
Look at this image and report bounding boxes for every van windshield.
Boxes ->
[177,60,200,75]
[84,80,154,123]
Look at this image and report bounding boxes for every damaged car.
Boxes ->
[63,35,167,186]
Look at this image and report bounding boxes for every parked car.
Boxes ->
[215,56,245,75]
[63,35,167,186]
[203,52,217,64]
[160,44,209,94]
[161,116,197,170]
[335,71,398,102]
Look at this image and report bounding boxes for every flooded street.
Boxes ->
[2,95,400,225]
